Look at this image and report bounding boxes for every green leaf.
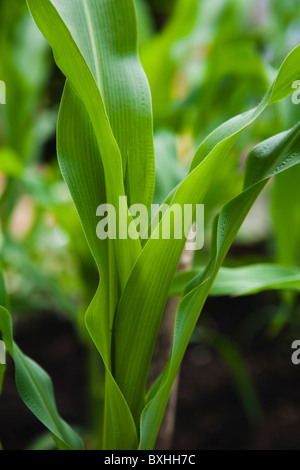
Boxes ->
[272,165,300,266]
[27,0,157,449]
[27,0,155,449]
[139,122,300,449]
[171,264,300,297]
[113,45,300,427]
[0,305,83,450]
[57,83,138,450]
[27,0,155,212]
[27,0,300,450]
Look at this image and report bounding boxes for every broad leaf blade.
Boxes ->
[27,0,155,211]
[27,0,154,449]
[272,166,300,266]
[113,45,300,425]
[140,122,300,449]
[171,264,300,297]
[58,85,138,449]
[27,0,143,291]
[0,306,83,450]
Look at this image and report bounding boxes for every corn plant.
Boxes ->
[1,0,300,450]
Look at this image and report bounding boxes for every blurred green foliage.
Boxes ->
[1,0,299,321]
[0,0,300,448]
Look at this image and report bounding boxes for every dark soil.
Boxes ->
[1,292,300,450]
[174,294,300,450]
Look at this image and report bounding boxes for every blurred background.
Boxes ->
[1,0,300,450]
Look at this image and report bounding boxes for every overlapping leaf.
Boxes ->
[58,85,138,449]
[26,0,300,450]
[113,46,300,425]
[272,166,300,266]
[140,122,300,449]
[27,0,153,292]
[27,0,154,449]
[0,272,82,450]
[171,264,300,297]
